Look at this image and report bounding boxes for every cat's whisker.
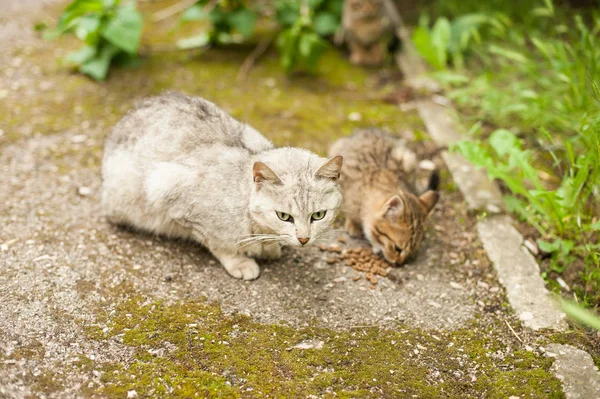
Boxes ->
[236,236,285,250]
[235,235,282,245]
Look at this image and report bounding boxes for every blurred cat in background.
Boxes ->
[329,129,439,265]
[341,0,394,66]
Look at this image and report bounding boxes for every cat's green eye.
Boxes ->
[311,210,327,221]
[276,211,293,222]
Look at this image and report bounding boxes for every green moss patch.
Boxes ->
[75,298,564,398]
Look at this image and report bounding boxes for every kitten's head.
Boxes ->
[368,191,439,265]
[249,150,343,248]
[348,0,384,19]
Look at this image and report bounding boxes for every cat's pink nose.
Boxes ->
[297,237,309,245]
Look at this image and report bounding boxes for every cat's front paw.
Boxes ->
[224,258,261,280]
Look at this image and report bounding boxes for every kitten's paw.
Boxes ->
[224,258,261,280]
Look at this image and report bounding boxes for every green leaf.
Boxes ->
[488,45,528,63]
[227,8,256,38]
[413,26,444,70]
[66,45,96,65]
[560,300,600,330]
[538,239,560,253]
[101,4,143,54]
[181,4,206,22]
[276,4,299,27]
[313,12,338,36]
[75,15,101,44]
[298,32,314,57]
[176,32,210,49]
[590,221,600,231]
[489,129,522,157]
[431,17,451,67]
[55,0,104,32]
[79,43,119,80]
[307,0,325,9]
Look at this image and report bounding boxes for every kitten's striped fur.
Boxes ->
[329,129,439,264]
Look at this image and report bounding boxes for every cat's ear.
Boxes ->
[382,195,404,219]
[315,155,343,181]
[253,162,282,186]
[419,190,439,216]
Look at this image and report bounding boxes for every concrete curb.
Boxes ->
[478,215,567,330]
[394,38,567,332]
[547,344,600,399]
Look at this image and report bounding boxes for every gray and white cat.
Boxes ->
[102,92,343,280]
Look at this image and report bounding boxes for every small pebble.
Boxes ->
[523,239,539,256]
[78,186,92,197]
[348,112,362,121]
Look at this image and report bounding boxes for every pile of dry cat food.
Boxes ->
[319,240,391,285]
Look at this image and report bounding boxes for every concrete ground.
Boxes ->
[1,1,598,398]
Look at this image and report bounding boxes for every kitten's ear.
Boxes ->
[382,195,404,219]
[315,155,343,181]
[253,162,282,186]
[419,190,439,216]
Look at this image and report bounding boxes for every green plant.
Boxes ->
[454,127,599,274]
[275,0,333,73]
[421,0,600,304]
[412,13,504,69]
[47,0,143,80]
[561,300,600,330]
[178,0,257,49]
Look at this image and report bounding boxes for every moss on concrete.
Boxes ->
[66,298,564,398]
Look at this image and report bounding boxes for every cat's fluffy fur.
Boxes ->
[102,92,343,280]
[329,129,439,265]
[342,0,392,66]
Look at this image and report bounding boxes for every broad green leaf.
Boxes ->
[66,45,96,65]
[227,8,256,38]
[313,12,338,36]
[101,4,143,54]
[489,129,522,157]
[275,2,300,27]
[181,4,206,22]
[412,26,444,70]
[55,0,104,32]
[276,28,298,71]
[75,15,100,44]
[307,0,325,9]
[79,43,119,80]
[431,18,451,67]
[176,32,210,49]
[298,32,314,57]
[561,300,600,330]
[537,239,560,253]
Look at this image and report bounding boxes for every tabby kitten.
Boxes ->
[102,92,343,280]
[328,129,439,265]
[342,0,393,66]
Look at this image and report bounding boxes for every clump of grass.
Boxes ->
[414,0,600,306]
